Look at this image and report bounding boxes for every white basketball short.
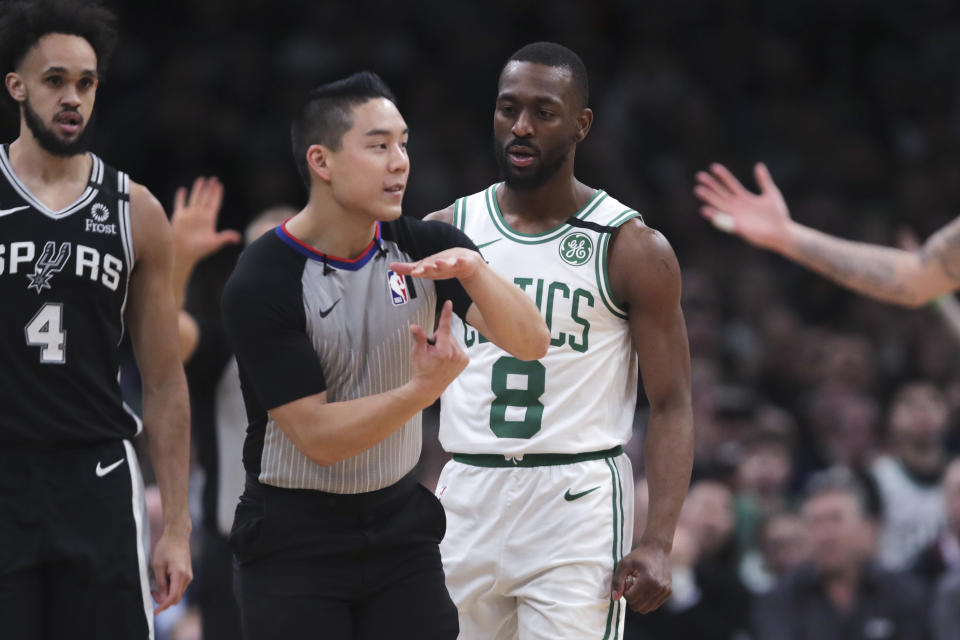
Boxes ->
[437,447,633,640]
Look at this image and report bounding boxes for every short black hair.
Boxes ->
[0,0,118,92]
[290,71,397,189]
[503,42,589,108]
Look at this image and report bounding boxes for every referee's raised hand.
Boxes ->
[408,301,469,403]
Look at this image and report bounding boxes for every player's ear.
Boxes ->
[5,72,26,103]
[306,144,332,183]
[574,107,593,143]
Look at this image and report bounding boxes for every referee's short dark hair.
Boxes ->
[291,71,398,189]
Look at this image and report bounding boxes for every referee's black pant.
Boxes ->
[231,471,458,640]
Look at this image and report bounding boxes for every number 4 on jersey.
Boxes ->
[25,303,66,364]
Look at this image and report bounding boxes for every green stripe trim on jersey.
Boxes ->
[453,197,465,230]
[451,445,623,468]
[603,457,622,640]
[484,183,609,244]
[595,210,641,318]
[612,455,627,572]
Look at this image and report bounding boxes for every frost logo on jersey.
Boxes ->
[90,203,109,222]
[26,241,71,293]
[85,203,116,235]
[387,270,409,305]
[559,232,593,266]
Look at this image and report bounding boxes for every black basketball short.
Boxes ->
[0,439,153,639]
[232,471,459,640]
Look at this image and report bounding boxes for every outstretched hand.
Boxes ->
[391,248,483,281]
[693,163,793,252]
[170,176,241,265]
[611,542,672,613]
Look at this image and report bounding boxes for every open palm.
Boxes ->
[170,176,240,263]
[693,162,793,252]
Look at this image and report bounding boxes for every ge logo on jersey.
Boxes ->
[559,232,593,266]
[387,270,409,305]
[85,203,116,235]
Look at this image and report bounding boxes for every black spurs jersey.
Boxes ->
[0,145,139,444]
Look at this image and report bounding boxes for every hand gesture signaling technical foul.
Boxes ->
[694,162,793,252]
[170,176,241,265]
[611,542,672,613]
[390,248,483,282]
[409,300,469,403]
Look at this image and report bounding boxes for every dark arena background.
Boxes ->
[5,1,960,638]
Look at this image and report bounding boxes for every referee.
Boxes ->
[221,72,548,640]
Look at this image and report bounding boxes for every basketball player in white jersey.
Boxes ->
[428,42,694,638]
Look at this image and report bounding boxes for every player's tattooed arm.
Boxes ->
[919,214,960,288]
[127,182,193,612]
[787,227,917,304]
[781,218,960,307]
[694,162,960,306]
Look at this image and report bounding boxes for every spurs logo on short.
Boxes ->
[85,203,117,235]
[26,241,71,293]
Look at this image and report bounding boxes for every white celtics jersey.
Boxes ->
[440,183,640,455]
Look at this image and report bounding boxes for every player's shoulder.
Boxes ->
[581,187,671,259]
[127,180,163,221]
[423,184,493,225]
[611,215,676,262]
[123,179,173,260]
[382,215,456,242]
[607,215,681,304]
[382,215,477,259]
[423,203,455,224]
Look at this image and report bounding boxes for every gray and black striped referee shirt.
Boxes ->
[222,217,475,494]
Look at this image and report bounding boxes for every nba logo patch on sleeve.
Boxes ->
[387,270,409,305]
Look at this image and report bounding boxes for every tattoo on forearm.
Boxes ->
[796,237,914,301]
[924,232,960,283]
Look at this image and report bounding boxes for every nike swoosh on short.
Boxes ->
[476,239,501,250]
[318,298,341,318]
[0,206,29,217]
[564,486,601,501]
[96,458,126,477]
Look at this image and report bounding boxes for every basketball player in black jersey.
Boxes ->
[0,2,192,638]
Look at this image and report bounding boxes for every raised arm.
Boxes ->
[607,220,694,613]
[126,182,193,613]
[407,206,549,360]
[169,176,240,361]
[694,162,960,307]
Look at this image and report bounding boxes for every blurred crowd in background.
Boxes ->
[17,0,960,638]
